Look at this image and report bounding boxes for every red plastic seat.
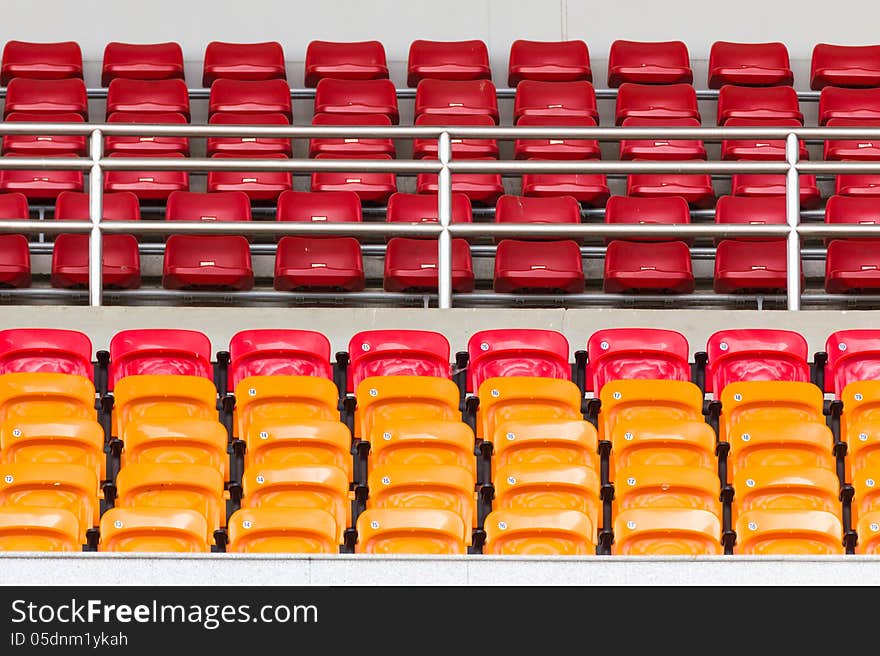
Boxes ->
[818,87,880,125]
[0,329,92,378]
[604,195,690,242]
[730,174,821,209]
[586,328,690,394]
[383,238,474,293]
[495,194,581,242]
[103,152,189,202]
[206,153,292,203]
[714,195,787,243]
[2,112,86,156]
[416,158,504,206]
[521,170,610,207]
[1,40,83,84]
[347,330,450,390]
[713,240,790,293]
[825,239,880,293]
[304,40,388,87]
[618,117,706,161]
[274,236,364,292]
[407,39,491,87]
[3,78,87,118]
[105,78,190,119]
[708,41,793,88]
[104,111,189,156]
[811,44,880,90]
[206,112,291,157]
[603,240,694,294]
[513,80,598,124]
[493,240,585,294]
[513,115,601,160]
[825,194,880,230]
[626,173,715,209]
[166,190,251,222]
[467,329,570,392]
[227,329,332,390]
[0,153,83,201]
[413,114,497,159]
[52,191,141,290]
[608,40,692,86]
[415,79,499,124]
[824,118,880,160]
[202,41,286,86]
[720,118,807,161]
[310,113,395,158]
[704,329,810,395]
[717,85,803,125]
[109,328,212,387]
[386,192,472,224]
[277,190,362,224]
[836,175,880,196]
[208,79,292,121]
[310,153,397,204]
[313,78,398,124]
[614,83,700,125]
[508,40,592,86]
[0,192,30,288]
[101,42,184,85]
[824,330,880,395]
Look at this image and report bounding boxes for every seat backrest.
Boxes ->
[0,372,97,424]
[719,381,825,442]
[483,508,594,555]
[347,330,450,392]
[356,507,467,554]
[354,376,460,442]
[0,507,81,552]
[467,329,570,393]
[228,329,332,391]
[587,328,690,395]
[610,418,716,473]
[597,379,705,442]
[732,466,841,518]
[491,419,598,475]
[613,508,722,555]
[233,375,340,440]
[825,330,880,396]
[109,329,213,389]
[726,419,835,481]
[476,377,583,442]
[243,418,352,480]
[99,507,210,552]
[368,419,474,470]
[735,509,844,554]
[0,418,105,481]
[706,329,810,395]
[121,418,229,478]
[227,507,338,554]
[614,464,721,516]
[0,329,93,379]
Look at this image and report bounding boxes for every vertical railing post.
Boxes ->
[437,131,453,309]
[88,129,104,307]
[785,133,801,311]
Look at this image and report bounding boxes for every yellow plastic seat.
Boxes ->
[719,381,824,442]
[112,375,218,437]
[368,419,475,471]
[598,379,704,442]
[612,508,723,555]
[732,466,841,524]
[234,375,340,440]
[1,418,106,481]
[241,464,350,544]
[99,507,210,553]
[614,464,721,516]
[367,463,476,541]
[476,377,583,442]
[245,419,352,480]
[491,419,598,480]
[0,463,98,541]
[355,507,467,554]
[0,507,81,552]
[735,509,844,554]
[610,418,715,481]
[228,507,338,554]
[856,510,880,554]
[726,419,835,482]
[355,376,460,441]
[121,418,229,479]
[483,508,595,555]
[0,372,96,423]
[115,463,226,539]
[493,463,600,534]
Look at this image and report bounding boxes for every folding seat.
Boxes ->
[0,152,84,202]
[490,420,598,480]
[735,509,844,553]
[618,117,706,161]
[824,329,880,396]
[1,40,83,84]
[103,152,189,203]
[713,240,791,294]
[232,374,340,440]
[513,115,601,160]
[383,237,475,293]
[704,329,810,396]
[851,464,880,523]
[586,327,691,395]
[0,372,97,424]
[614,83,699,125]
[206,112,291,157]
[0,418,105,480]
[718,381,825,443]
[730,174,821,210]
[0,209,30,289]
[104,111,189,156]
[493,240,585,294]
[857,510,880,553]
[407,39,491,87]
[521,171,610,207]
[732,466,841,521]
[607,40,693,86]
[475,376,582,442]
[413,114,497,160]
[613,464,720,515]
[513,80,598,124]
[111,375,218,437]
[367,420,474,471]
[310,153,397,205]
[311,113,396,158]
[818,87,880,125]
[105,78,190,119]
[596,379,704,442]
[720,118,808,161]
[835,175,880,197]
[610,419,716,477]
[202,41,286,86]
[0,328,92,378]
[0,463,99,541]
[0,507,81,551]
[3,112,86,156]
[823,118,880,160]
[626,173,715,209]
[99,507,210,552]
[304,40,389,87]
[483,508,594,555]
[208,78,292,121]
[825,230,879,291]
[810,43,880,90]
[227,507,338,553]
[603,240,694,294]
[467,328,571,393]
[101,41,184,85]
[414,79,499,124]
[386,192,472,225]
[356,507,467,554]
[228,328,333,391]
[603,195,690,243]
[274,236,365,292]
[717,85,803,125]
[613,508,722,555]
[714,195,787,242]
[415,160,504,206]
[508,39,592,86]
[313,78,398,123]
[840,380,880,476]
[725,419,835,481]
[206,153,292,203]
[120,418,229,478]
[115,463,225,538]
[243,419,351,479]
[708,41,794,88]
[495,194,582,235]
[347,330,451,392]
[109,328,213,388]
[52,191,141,290]
[3,77,88,118]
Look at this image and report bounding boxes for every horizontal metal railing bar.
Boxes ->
[796,225,880,237]
[447,223,792,238]
[0,221,94,234]
[97,156,442,173]
[447,160,788,174]
[96,220,444,236]
[0,157,92,170]
[798,161,880,174]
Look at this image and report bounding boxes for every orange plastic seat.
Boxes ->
[233,375,340,440]
[112,375,218,437]
[0,372,96,424]
[354,376,460,442]
[841,382,880,477]
[227,507,338,553]
[726,419,835,482]
[732,466,841,524]
[612,508,722,555]
[245,419,352,479]
[356,508,467,554]
[0,418,105,480]
[491,419,598,480]
[614,464,721,516]
[0,507,81,551]
[610,419,716,481]
[856,510,880,554]
[368,419,475,471]
[99,507,210,552]
[483,508,594,555]
[735,509,844,554]
[475,376,583,442]
[121,418,229,479]
[597,379,704,442]
[718,381,825,443]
